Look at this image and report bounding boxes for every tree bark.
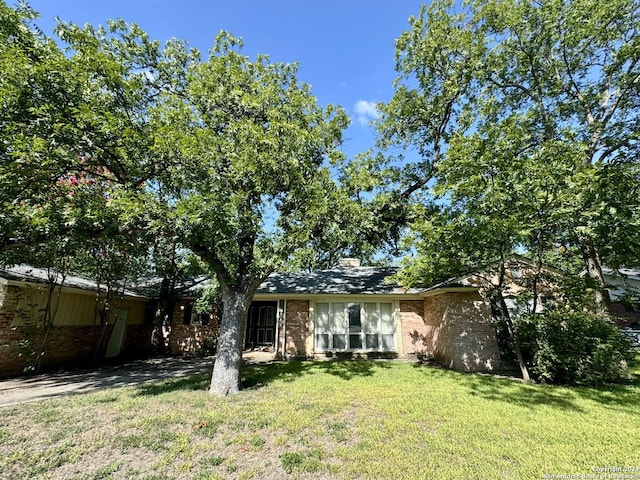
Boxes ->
[576,232,611,312]
[498,294,531,382]
[493,259,530,382]
[209,282,253,396]
[151,275,172,356]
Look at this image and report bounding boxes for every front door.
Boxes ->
[245,301,277,349]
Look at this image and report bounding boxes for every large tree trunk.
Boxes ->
[498,295,531,382]
[576,232,611,312]
[151,275,172,356]
[209,282,253,396]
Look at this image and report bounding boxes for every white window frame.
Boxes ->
[313,300,396,352]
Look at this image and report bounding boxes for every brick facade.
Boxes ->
[0,282,153,377]
[399,299,429,357]
[397,293,501,372]
[167,324,217,354]
[281,300,309,357]
[166,300,218,355]
[418,292,500,371]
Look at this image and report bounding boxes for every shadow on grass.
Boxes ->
[133,358,639,415]
[133,359,393,396]
[410,363,640,414]
[135,372,211,396]
[242,359,393,389]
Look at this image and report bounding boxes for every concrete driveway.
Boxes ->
[0,352,275,407]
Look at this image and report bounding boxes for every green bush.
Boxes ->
[195,333,218,357]
[519,310,634,385]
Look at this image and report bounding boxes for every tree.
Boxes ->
[0,1,87,258]
[0,2,161,270]
[7,3,351,393]
[147,33,349,395]
[376,0,640,307]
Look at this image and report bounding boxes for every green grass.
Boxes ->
[1,360,639,479]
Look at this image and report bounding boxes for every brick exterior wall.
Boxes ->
[423,295,455,367]
[282,300,309,357]
[0,282,154,378]
[398,293,501,372]
[167,325,217,354]
[166,300,218,355]
[0,284,20,375]
[399,300,428,356]
[422,292,501,372]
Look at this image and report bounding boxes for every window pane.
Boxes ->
[316,333,329,350]
[183,302,194,325]
[330,303,345,332]
[348,303,361,333]
[315,303,330,331]
[381,334,395,351]
[363,303,378,333]
[333,334,346,349]
[349,334,362,349]
[365,334,378,349]
[260,306,275,327]
[380,303,394,334]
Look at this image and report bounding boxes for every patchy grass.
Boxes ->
[1,360,639,479]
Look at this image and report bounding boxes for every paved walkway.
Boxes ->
[0,352,276,407]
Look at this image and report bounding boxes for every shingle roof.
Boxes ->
[256,266,425,295]
[132,275,210,298]
[0,265,145,298]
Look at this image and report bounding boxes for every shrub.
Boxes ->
[519,310,634,385]
[195,333,218,357]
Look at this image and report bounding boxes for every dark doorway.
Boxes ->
[245,301,277,349]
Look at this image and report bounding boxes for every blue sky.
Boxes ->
[27,0,428,160]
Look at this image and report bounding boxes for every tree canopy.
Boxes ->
[376,0,640,292]
[3,0,638,388]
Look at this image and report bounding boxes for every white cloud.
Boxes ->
[353,100,380,127]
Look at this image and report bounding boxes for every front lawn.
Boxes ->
[1,361,638,479]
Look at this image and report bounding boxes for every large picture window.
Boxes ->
[314,301,395,352]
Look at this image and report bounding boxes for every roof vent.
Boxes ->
[338,258,361,268]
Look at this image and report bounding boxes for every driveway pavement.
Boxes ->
[0,352,275,407]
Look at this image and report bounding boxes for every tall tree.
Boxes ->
[0,1,86,257]
[0,2,159,268]
[9,5,351,393]
[148,33,349,395]
[376,0,640,307]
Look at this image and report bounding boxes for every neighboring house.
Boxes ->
[0,266,218,377]
[604,267,640,327]
[251,258,503,373]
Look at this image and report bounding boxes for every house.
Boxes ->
[0,266,218,377]
[4,257,588,378]
[250,258,503,372]
[0,265,153,377]
[604,267,640,327]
